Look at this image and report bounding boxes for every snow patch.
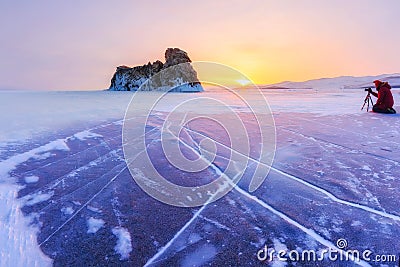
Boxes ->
[87,205,102,213]
[271,238,289,266]
[273,238,288,253]
[25,191,54,206]
[0,137,71,266]
[72,200,81,206]
[73,130,103,141]
[24,175,39,183]
[39,139,70,153]
[351,220,363,227]
[61,206,74,215]
[180,244,217,267]
[0,183,53,266]
[226,197,236,206]
[32,152,52,160]
[87,217,105,234]
[361,165,372,171]
[0,138,69,179]
[0,91,131,143]
[271,260,288,267]
[112,227,132,260]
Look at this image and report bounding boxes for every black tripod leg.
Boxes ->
[361,96,368,110]
[369,97,374,112]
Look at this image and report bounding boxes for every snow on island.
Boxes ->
[108,48,203,92]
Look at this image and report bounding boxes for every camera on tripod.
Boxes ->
[361,88,374,111]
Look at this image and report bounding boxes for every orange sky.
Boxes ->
[1,0,400,90]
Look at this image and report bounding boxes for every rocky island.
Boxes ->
[108,48,203,92]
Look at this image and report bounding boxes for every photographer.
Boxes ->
[366,80,396,114]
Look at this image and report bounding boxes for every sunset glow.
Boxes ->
[1,1,399,90]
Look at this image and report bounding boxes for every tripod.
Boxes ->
[361,92,374,112]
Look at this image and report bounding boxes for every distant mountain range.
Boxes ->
[261,73,400,90]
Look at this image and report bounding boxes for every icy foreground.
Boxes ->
[0,89,399,266]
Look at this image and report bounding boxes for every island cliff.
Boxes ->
[109,48,203,92]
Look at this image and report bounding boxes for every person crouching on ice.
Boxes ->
[367,80,396,114]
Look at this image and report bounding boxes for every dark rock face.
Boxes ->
[109,48,203,92]
[164,48,192,68]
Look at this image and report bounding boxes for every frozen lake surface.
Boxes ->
[0,89,399,266]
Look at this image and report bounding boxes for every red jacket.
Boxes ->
[372,82,394,109]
